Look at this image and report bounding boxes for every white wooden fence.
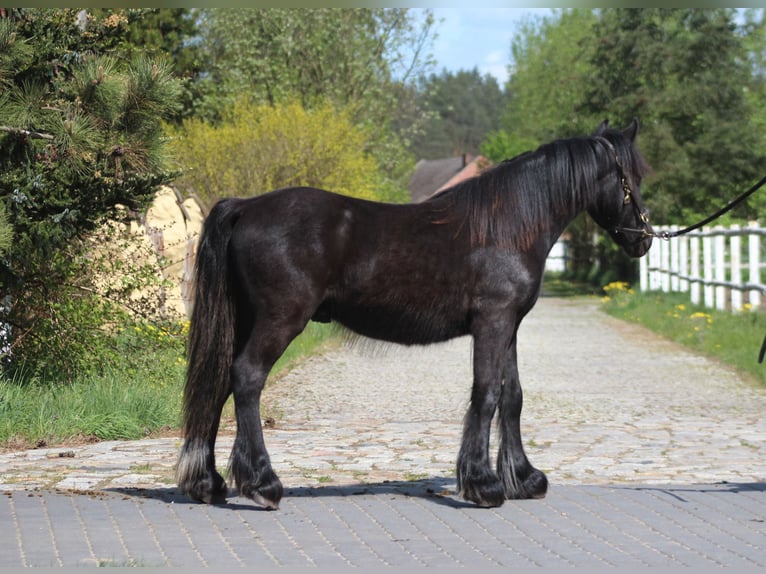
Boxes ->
[545,238,568,273]
[639,223,766,312]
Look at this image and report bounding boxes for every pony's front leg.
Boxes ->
[456,328,508,508]
[496,341,548,499]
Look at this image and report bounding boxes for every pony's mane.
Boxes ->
[426,131,647,250]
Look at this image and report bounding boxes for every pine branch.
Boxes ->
[0,125,55,140]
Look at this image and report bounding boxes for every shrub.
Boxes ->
[169,99,398,207]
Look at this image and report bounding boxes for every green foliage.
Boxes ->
[6,220,180,382]
[191,8,434,200]
[193,9,434,121]
[0,318,336,447]
[411,67,506,159]
[584,8,766,225]
[482,10,599,163]
[602,286,766,386]
[170,99,406,207]
[100,8,202,123]
[486,8,766,286]
[0,328,186,447]
[0,9,183,380]
[0,203,12,257]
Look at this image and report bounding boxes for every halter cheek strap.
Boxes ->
[597,137,653,239]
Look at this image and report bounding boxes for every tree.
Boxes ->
[110,8,203,122]
[480,10,607,284]
[190,8,437,197]
[486,8,766,285]
[410,67,506,159]
[481,9,599,162]
[584,8,766,225]
[0,9,182,378]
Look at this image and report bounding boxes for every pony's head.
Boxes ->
[588,118,653,258]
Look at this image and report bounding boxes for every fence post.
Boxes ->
[714,226,727,311]
[690,234,700,305]
[730,224,742,311]
[670,226,680,292]
[639,248,648,292]
[679,229,688,293]
[649,230,662,290]
[703,231,714,308]
[750,221,761,309]
[660,233,670,292]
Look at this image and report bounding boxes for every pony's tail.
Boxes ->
[176,198,242,499]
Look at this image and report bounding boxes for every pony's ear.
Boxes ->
[623,117,639,142]
[593,119,609,136]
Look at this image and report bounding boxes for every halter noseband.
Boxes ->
[598,138,653,240]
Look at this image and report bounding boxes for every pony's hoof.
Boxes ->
[504,468,548,500]
[180,469,228,504]
[239,473,284,510]
[459,473,506,508]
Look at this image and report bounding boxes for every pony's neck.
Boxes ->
[427,135,610,253]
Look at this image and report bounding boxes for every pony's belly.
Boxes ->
[316,300,468,346]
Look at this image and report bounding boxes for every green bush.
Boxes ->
[170,99,404,207]
[4,218,181,383]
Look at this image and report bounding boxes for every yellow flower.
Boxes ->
[603,281,631,293]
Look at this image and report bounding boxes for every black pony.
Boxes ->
[176,119,653,509]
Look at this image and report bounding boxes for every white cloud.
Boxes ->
[428,8,553,86]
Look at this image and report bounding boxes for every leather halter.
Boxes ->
[597,137,653,240]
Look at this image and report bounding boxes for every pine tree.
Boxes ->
[0,9,182,378]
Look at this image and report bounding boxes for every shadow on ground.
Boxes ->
[106,479,766,512]
[106,476,474,510]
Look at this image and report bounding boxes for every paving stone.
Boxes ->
[1,297,764,566]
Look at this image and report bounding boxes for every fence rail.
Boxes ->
[639,223,766,312]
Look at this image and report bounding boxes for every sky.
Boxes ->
[427,8,555,87]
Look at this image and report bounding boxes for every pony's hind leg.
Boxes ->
[228,319,306,509]
[176,402,230,504]
[496,342,548,500]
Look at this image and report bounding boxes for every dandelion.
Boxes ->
[603,281,631,294]
[689,311,712,322]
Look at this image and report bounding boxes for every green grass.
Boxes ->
[271,321,337,376]
[0,321,336,448]
[542,272,602,297]
[601,283,766,386]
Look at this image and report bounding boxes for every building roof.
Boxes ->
[407,154,490,203]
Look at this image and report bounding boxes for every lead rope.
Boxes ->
[649,173,766,363]
[655,173,766,240]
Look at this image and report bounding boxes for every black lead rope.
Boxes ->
[656,173,766,240]
[640,173,766,362]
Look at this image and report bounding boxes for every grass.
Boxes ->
[0,320,336,449]
[542,272,602,297]
[601,282,766,386]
